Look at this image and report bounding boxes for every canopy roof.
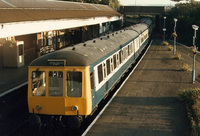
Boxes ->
[0,0,121,23]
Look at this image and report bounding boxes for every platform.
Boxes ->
[85,39,200,136]
[0,61,29,97]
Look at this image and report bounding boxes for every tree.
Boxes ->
[170,0,195,3]
[166,2,200,47]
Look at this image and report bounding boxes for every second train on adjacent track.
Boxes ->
[28,18,153,129]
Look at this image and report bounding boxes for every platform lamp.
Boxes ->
[192,24,199,83]
[163,16,167,41]
[173,18,178,54]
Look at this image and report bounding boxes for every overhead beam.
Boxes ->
[119,6,166,15]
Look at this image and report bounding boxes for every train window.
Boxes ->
[67,71,82,97]
[123,48,127,59]
[129,44,132,54]
[97,64,103,83]
[49,71,63,96]
[103,63,106,78]
[119,51,122,64]
[106,59,111,75]
[32,71,46,96]
[128,45,130,56]
[113,55,117,69]
[116,54,119,66]
[110,58,114,72]
[90,73,94,90]
[132,42,135,53]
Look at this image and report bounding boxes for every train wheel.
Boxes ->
[64,116,82,130]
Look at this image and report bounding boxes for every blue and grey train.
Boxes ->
[28,18,153,128]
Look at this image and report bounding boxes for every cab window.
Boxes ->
[32,71,46,96]
[49,71,63,96]
[67,71,82,97]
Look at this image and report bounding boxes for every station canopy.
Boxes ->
[0,0,122,38]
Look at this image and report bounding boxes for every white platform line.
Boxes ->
[0,81,28,97]
[82,40,153,136]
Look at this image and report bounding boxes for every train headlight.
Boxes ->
[72,105,78,111]
[36,105,42,110]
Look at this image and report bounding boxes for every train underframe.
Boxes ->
[29,113,84,131]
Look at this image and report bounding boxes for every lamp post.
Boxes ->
[163,16,166,41]
[173,18,178,54]
[192,25,199,83]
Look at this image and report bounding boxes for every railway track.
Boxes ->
[0,84,29,136]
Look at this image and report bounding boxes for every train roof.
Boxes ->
[30,19,152,67]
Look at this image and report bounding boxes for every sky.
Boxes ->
[119,0,200,6]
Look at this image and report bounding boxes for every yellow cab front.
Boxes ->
[28,66,92,116]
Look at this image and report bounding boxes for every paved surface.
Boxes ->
[86,39,200,136]
[0,62,28,95]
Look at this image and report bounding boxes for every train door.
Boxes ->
[135,37,140,58]
[90,70,97,110]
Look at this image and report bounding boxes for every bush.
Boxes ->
[168,45,173,51]
[175,52,182,60]
[181,63,190,71]
[162,41,169,46]
[178,88,200,136]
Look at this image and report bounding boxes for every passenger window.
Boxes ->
[113,54,117,69]
[129,44,132,54]
[119,51,122,64]
[67,71,82,97]
[106,59,111,75]
[132,42,135,53]
[103,63,106,78]
[128,45,130,56]
[111,58,114,72]
[97,64,103,83]
[116,54,119,66]
[32,71,46,96]
[49,71,63,96]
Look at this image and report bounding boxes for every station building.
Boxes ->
[0,0,122,68]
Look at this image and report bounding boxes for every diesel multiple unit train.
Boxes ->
[28,18,153,129]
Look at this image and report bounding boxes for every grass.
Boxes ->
[178,88,200,136]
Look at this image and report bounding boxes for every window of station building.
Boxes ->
[32,71,46,96]
[106,59,111,75]
[90,73,94,90]
[67,71,82,97]
[97,64,103,83]
[18,44,23,56]
[49,71,63,96]
[113,54,117,69]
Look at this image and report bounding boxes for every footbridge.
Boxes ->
[119,6,166,15]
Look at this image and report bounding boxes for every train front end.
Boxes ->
[28,63,92,128]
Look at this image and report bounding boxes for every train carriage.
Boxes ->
[28,18,153,128]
